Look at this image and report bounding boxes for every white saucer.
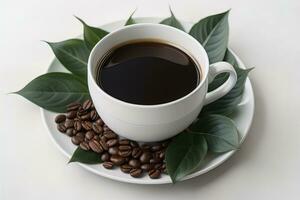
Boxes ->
[41,18,254,184]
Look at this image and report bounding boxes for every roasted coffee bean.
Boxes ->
[100,136,107,142]
[108,147,118,155]
[92,123,103,134]
[80,141,90,151]
[119,145,131,151]
[55,115,66,123]
[74,121,82,131]
[103,161,114,169]
[57,123,67,133]
[140,152,152,164]
[129,159,141,168]
[101,153,110,162]
[161,163,166,172]
[149,169,161,179]
[90,110,99,121]
[99,139,108,151]
[82,121,93,130]
[77,107,88,116]
[71,136,81,145]
[93,135,100,140]
[66,128,75,136]
[130,168,142,178]
[141,164,152,171]
[103,126,110,132]
[95,118,104,126]
[132,147,142,158]
[130,141,139,148]
[154,163,162,170]
[150,158,160,164]
[80,113,90,120]
[66,110,77,119]
[162,141,170,148]
[119,139,130,145]
[67,102,80,111]
[88,139,103,153]
[106,139,118,147]
[151,145,162,152]
[110,155,125,165]
[120,164,132,173]
[141,144,151,151]
[65,120,74,128]
[104,131,117,139]
[85,131,95,140]
[159,151,165,159]
[82,99,93,110]
[118,149,132,157]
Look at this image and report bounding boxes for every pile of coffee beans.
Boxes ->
[55,99,168,179]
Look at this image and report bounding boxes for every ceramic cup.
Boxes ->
[88,24,237,142]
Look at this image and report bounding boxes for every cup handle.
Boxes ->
[204,61,237,105]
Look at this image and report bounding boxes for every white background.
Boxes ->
[1,0,300,199]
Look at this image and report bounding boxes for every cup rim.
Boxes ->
[88,23,209,108]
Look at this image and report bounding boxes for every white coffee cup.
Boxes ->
[88,24,237,142]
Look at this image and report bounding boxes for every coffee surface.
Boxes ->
[97,41,200,105]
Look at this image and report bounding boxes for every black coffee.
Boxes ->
[96,41,200,105]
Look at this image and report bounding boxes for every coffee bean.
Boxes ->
[66,128,75,136]
[150,158,160,164]
[85,131,95,140]
[103,161,114,169]
[108,147,118,155]
[161,163,166,172]
[74,121,82,131]
[141,144,151,151]
[130,141,139,148]
[57,123,67,133]
[55,114,66,123]
[162,141,170,148]
[80,113,90,120]
[95,118,104,126]
[159,151,165,159]
[140,152,152,164]
[129,159,141,168]
[130,168,142,178]
[77,107,88,116]
[100,136,107,142]
[92,123,103,134]
[154,163,162,170]
[76,132,85,143]
[80,141,90,151]
[141,164,152,171]
[66,110,77,119]
[71,136,81,145]
[120,164,132,173]
[151,145,162,152]
[65,120,74,128]
[110,155,125,165]
[90,110,99,121]
[119,145,131,151]
[99,139,108,151]
[88,139,103,153]
[93,135,100,141]
[106,139,118,147]
[132,147,142,158]
[67,102,80,111]
[119,139,130,145]
[103,126,110,132]
[118,149,132,157]
[82,99,93,111]
[149,169,161,179]
[82,121,93,130]
[104,131,117,139]
[101,153,110,162]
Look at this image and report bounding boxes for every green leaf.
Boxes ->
[166,132,207,183]
[75,16,109,50]
[125,10,137,26]
[189,115,239,153]
[189,10,229,63]
[45,39,90,80]
[15,72,89,113]
[201,67,253,116]
[69,147,103,164]
[160,8,184,31]
[223,48,239,68]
